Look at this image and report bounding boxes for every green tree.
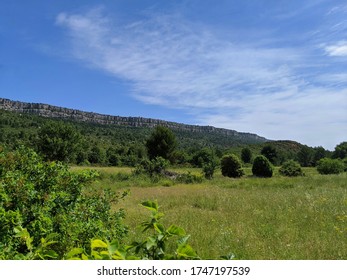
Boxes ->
[261,145,277,164]
[297,146,313,167]
[37,121,81,163]
[146,126,177,161]
[312,146,327,166]
[332,142,347,159]
[221,154,244,178]
[241,147,252,163]
[252,155,273,177]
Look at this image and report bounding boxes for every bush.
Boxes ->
[221,154,244,178]
[252,155,273,177]
[279,160,304,177]
[0,146,127,259]
[316,158,344,175]
[134,157,169,177]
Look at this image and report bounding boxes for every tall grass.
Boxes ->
[76,166,347,259]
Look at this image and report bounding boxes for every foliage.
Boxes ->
[316,158,344,175]
[279,160,304,177]
[261,145,278,165]
[241,147,252,163]
[66,201,199,260]
[297,146,314,167]
[146,126,177,161]
[0,147,127,259]
[221,154,244,178]
[332,142,347,159]
[176,172,204,184]
[37,121,82,162]
[134,157,169,177]
[252,155,273,177]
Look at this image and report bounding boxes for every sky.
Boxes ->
[0,0,346,150]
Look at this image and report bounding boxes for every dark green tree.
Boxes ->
[312,146,327,166]
[221,154,244,178]
[37,121,81,162]
[332,142,347,159]
[297,146,313,167]
[146,126,177,161]
[252,155,273,177]
[241,147,252,163]
[261,145,277,164]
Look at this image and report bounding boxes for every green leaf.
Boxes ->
[177,235,190,245]
[146,237,157,250]
[177,244,199,259]
[66,248,84,259]
[108,240,120,255]
[141,201,158,212]
[154,223,165,234]
[167,225,186,236]
[91,239,108,249]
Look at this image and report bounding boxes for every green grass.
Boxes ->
[73,166,347,259]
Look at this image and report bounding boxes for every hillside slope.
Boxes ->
[0,97,267,145]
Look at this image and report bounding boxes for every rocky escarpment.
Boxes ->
[0,98,268,142]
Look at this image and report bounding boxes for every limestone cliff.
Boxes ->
[0,98,268,142]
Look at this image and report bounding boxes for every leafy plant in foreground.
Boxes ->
[0,146,127,259]
[66,200,200,260]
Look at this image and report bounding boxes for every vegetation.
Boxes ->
[221,154,244,178]
[252,155,273,177]
[241,147,252,163]
[0,108,346,260]
[279,160,304,177]
[316,158,345,175]
[145,126,177,161]
[0,147,127,259]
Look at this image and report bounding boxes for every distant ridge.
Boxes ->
[0,97,268,143]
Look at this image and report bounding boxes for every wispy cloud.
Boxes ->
[325,41,347,56]
[56,8,346,149]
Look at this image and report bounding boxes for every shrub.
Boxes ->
[0,146,127,259]
[316,158,344,175]
[252,155,273,177]
[221,154,244,178]
[279,160,304,177]
[134,157,169,177]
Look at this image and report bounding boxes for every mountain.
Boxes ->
[0,97,268,144]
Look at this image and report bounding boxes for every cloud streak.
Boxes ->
[56,8,346,149]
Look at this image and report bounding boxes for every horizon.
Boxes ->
[1,1,346,150]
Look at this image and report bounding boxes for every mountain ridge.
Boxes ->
[0,97,268,143]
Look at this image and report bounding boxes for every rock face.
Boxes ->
[0,98,267,142]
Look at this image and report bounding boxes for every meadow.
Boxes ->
[72,166,347,260]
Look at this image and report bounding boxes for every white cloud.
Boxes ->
[325,41,347,56]
[56,9,346,150]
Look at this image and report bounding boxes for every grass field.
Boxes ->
[72,166,347,259]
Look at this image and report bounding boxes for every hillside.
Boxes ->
[0,97,267,144]
[1,97,320,167]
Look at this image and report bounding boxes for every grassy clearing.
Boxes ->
[74,166,347,259]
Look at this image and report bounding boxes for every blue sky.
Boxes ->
[1,0,346,150]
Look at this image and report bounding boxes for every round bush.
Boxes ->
[221,154,244,178]
[252,155,273,177]
[316,158,344,175]
[279,160,304,177]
